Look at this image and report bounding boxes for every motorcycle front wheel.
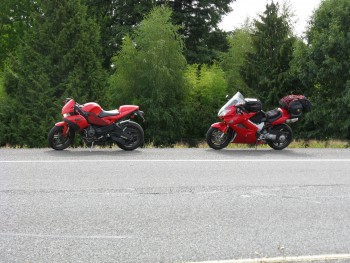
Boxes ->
[116,122,144,151]
[267,124,293,150]
[48,125,75,150]
[206,127,233,150]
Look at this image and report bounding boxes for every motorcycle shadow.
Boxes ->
[206,148,311,158]
[45,147,144,157]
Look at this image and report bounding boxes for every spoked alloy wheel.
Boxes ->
[116,122,144,151]
[267,124,293,150]
[48,126,75,150]
[206,127,233,150]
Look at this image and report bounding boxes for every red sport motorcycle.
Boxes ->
[206,92,311,150]
[48,98,145,151]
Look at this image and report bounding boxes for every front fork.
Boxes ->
[211,122,236,143]
[55,121,69,137]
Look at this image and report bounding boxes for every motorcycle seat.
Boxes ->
[98,110,120,118]
[266,108,282,123]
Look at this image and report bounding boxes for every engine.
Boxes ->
[258,129,286,143]
[82,123,125,144]
[83,126,100,143]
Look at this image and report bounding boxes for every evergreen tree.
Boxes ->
[84,0,154,69]
[242,1,297,109]
[107,6,187,146]
[0,0,106,147]
[301,0,350,139]
[85,0,234,66]
[168,0,233,64]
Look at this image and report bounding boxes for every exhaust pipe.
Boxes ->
[286,118,298,123]
[266,134,277,140]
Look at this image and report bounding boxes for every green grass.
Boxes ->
[142,140,350,149]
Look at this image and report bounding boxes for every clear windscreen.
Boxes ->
[218,92,245,115]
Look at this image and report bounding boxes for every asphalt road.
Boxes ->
[1,148,350,263]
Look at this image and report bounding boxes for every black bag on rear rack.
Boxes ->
[288,101,303,117]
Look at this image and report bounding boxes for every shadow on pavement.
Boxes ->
[203,148,312,158]
[45,148,144,158]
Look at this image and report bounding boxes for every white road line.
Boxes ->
[188,254,350,263]
[1,159,350,163]
[0,232,131,239]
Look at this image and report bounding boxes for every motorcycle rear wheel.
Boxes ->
[267,124,293,150]
[48,126,75,150]
[116,122,144,151]
[206,127,233,150]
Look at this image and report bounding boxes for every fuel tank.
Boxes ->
[81,102,103,115]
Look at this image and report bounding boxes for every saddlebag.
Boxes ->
[288,101,303,117]
[244,98,262,112]
[279,94,312,117]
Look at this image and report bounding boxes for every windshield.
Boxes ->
[218,92,245,115]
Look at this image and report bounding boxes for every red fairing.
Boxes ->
[82,102,103,115]
[211,122,229,133]
[223,109,259,145]
[232,118,259,144]
[65,115,89,129]
[119,105,139,116]
[62,99,75,114]
[212,106,260,145]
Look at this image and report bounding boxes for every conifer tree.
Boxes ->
[85,0,234,65]
[242,1,296,109]
[0,0,106,147]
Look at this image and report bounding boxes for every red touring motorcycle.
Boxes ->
[48,98,145,151]
[206,92,311,150]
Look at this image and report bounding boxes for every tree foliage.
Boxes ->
[0,0,106,147]
[221,25,254,96]
[184,64,228,144]
[1,0,350,147]
[85,0,234,66]
[168,0,233,64]
[0,0,36,69]
[242,1,298,109]
[107,7,187,146]
[301,0,350,139]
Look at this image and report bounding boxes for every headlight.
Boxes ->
[63,113,71,117]
[218,109,230,117]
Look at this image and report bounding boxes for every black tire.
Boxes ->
[48,125,75,150]
[116,122,144,151]
[206,127,233,150]
[267,124,293,150]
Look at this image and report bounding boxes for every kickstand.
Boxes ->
[255,141,258,150]
[89,142,94,152]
